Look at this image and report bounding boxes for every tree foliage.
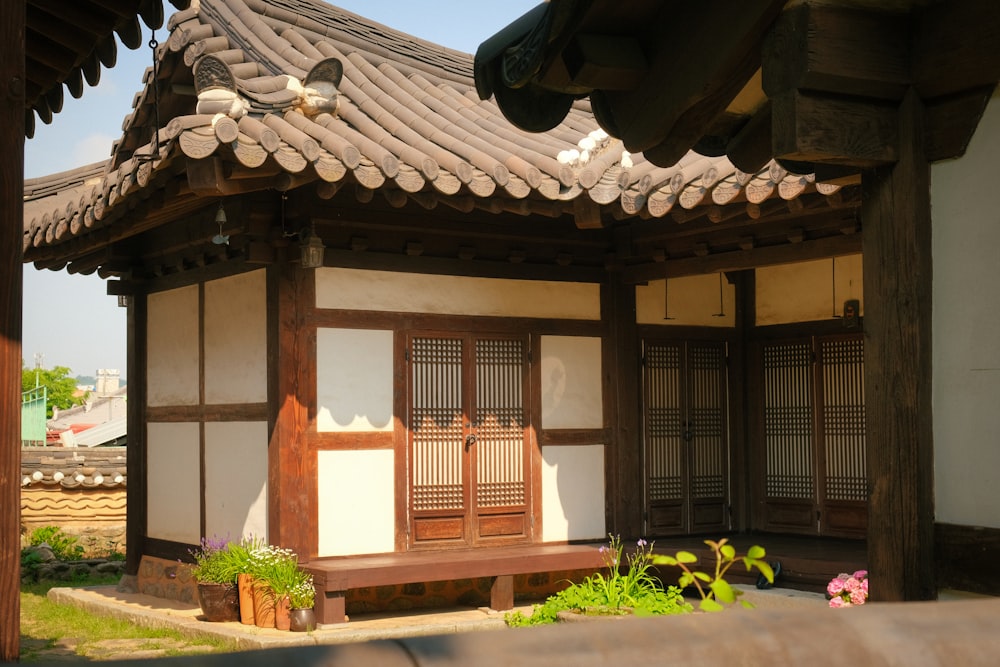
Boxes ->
[21,362,85,418]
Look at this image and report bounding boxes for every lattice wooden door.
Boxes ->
[407,333,531,548]
[643,340,729,535]
[757,333,866,537]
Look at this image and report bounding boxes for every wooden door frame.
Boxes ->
[402,328,535,550]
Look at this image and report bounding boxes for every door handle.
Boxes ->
[465,434,477,450]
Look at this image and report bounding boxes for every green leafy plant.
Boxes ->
[189,536,243,585]
[28,526,84,561]
[505,535,691,626]
[246,542,314,607]
[651,538,773,612]
[288,572,316,609]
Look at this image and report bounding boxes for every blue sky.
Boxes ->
[22,0,538,379]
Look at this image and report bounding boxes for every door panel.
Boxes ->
[410,336,467,544]
[408,333,530,548]
[760,340,816,533]
[643,340,729,536]
[757,334,867,538]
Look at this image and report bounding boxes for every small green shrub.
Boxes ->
[652,538,774,612]
[28,526,84,561]
[505,535,692,626]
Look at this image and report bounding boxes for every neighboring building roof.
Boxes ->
[25,0,191,138]
[21,446,127,489]
[22,0,861,282]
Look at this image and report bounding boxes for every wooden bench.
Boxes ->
[303,543,605,625]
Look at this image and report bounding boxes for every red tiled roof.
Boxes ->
[22,0,854,270]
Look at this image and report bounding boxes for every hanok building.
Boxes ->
[21,0,1000,621]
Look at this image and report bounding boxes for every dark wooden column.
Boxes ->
[268,263,313,558]
[603,274,641,538]
[862,89,935,601]
[0,0,24,660]
[125,292,148,577]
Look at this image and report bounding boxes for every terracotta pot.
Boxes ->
[289,607,317,632]
[275,595,291,631]
[237,573,255,625]
[196,582,240,622]
[252,582,275,628]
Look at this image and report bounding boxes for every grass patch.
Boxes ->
[20,576,240,662]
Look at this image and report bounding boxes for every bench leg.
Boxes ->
[490,575,514,611]
[316,590,348,625]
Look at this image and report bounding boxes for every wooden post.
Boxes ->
[125,293,148,577]
[603,275,641,538]
[268,263,312,558]
[0,1,24,660]
[862,89,936,601]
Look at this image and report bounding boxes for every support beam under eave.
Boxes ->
[0,1,25,660]
[862,89,936,601]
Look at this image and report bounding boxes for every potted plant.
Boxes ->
[247,544,300,629]
[288,571,316,632]
[189,536,241,622]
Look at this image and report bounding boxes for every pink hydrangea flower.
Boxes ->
[827,577,846,596]
[850,588,867,605]
[829,596,846,608]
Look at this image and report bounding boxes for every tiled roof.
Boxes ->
[22,0,856,275]
[21,446,127,489]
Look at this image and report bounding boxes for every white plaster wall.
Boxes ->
[147,422,201,544]
[315,268,600,320]
[931,92,1000,529]
[147,286,199,406]
[541,445,606,541]
[541,336,603,430]
[316,328,394,432]
[756,255,863,326]
[317,449,395,556]
[636,273,736,326]
[204,421,268,541]
[204,271,267,405]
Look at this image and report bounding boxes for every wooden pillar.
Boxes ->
[862,89,936,601]
[603,274,641,538]
[268,263,313,558]
[125,292,148,576]
[0,1,24,660]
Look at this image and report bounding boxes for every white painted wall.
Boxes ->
[932,91,1000,529]
[204,270,267,405]
[147,422,201,544]
[204,421,268,540]
[317,449,395,556]
[315,268,600,320]
[147,286,199,406]
[636,273,736,326]
[756,255,863,326]
[316,328,394,432]
[541,335,603,430]
[542,445,606,541]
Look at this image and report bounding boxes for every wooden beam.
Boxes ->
[622,233,861,284]
[925,86,995,162]
[771,90,898,167]
[914,0,1000,100]
[0,1,24,660]
[762,3,910,102]
[863,89,935,601]
[603,0,785,156]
